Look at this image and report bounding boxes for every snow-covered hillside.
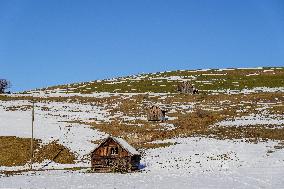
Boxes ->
[0,67,283,188]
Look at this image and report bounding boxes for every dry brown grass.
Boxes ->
[83,109,226,149]
[84,92,284,149]
[0,136,40,166]
[135,142,176,149]
[0,137,76,167]
[268,104,284,115]
[34,140,76,164]
[0,94,121,105]
[206,126,284,142]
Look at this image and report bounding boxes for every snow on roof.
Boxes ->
[112,137,140,155]
[92,136,140,156]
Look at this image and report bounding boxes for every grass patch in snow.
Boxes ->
[34,140,76,164]
[137,142,176,149]
[207,126,284,142]
[0,136,40,167]
[84,92,284,148]
[268,105,284,115]
[0,137,76,167]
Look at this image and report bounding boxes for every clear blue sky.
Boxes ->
[0,0,283,92]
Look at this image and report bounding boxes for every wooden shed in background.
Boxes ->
[177,81,199,94]
[147,105,167,121]
[91,136,141,172]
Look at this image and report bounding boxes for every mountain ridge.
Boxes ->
[22,67,284,94]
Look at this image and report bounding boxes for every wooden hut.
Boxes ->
[147,105,167,121]
[177,81,199,94]
[91,136,141,172]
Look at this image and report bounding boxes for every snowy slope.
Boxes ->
[1,137,284,189]
[0,99,108,160]
[0,67,284,188]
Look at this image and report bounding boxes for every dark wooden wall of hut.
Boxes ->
[91,138,140,172]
